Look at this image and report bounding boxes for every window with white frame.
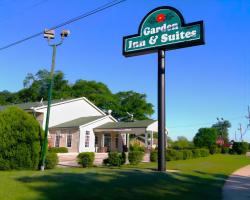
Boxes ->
[66,131,73,148]
[85,131,90,147]
[55,131,61,147]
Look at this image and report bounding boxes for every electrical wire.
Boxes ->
[0,0,126,51]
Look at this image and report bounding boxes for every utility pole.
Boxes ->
[238,123,243,142]
[40,29,70,171]
[234,130,237,141]
[245,106,250,129]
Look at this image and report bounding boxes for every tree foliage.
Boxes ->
[0,69,154,121]
[193,128,218,148]
[115,91,154,121]
[172,136,193,150]
[0,107,43,170]
[212,120,231,143]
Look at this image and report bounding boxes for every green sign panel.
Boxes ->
[123,6,204,57]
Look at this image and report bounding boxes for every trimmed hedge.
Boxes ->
[150,150,157,162]
[77,152,95,167]
[200,148,209,157]
[45,152,58,169]
[166,149,184,161]
[49,147,68,153]
[209,145,218,155]
[151,148,210,163]
[0,107,43,170]
[192,149,201,158]
[182,150,193,160]
[104,152,124,166]
[128,151,144,165]
[167,148,209,161]
[221,147,229,154]
[231,142,249,155]
[175,151,184,160]
[130,144,145,152]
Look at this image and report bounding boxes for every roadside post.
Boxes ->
[123,6,204,171]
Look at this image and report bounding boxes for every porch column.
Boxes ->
[101,133,104,148]
[145,131,148,148]
[150,131,154,148]
[126,133,130,150]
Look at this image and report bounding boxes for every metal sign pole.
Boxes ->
[158,49,166,172]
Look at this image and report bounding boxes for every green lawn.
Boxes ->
[0,155,249,200]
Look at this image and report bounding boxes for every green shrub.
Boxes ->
[182,150,193,160]
[216,147,222,154]
[77,152,95,167]
[229,148,236,155]
[121,152,126,165]
[232,142,249,155]
[105,152,123,166]
[221,147,229,154]
[49,147,68,153]
[130,144,145,152]
[166,149,184,161]
[128,151,144,165]
[209,145,217,155]
[45,152,58,169]
[199,148,209,157]
[150,150,158,162]
[166,149,177,161]
[192,149,201,158]
[175,151,184,160]
[0,107,43,170]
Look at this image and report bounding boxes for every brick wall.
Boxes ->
[49,128,80,152]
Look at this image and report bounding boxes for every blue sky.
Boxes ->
[0,0,249,141]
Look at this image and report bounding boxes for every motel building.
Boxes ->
[0,97,160,165]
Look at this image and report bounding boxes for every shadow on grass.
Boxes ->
[16,169,228,200]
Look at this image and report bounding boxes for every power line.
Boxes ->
[0,0,126,51]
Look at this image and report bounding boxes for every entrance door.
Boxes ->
[104,133,111,152]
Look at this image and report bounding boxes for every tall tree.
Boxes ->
[21,69,71,101]
[212,120,231,143]
[193,128,218,148]
[1,69,155,122]
[71,79,119,114]
[115,91,154,121]
[0,90,18,105]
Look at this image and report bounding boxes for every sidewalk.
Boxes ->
[223,165,250,200]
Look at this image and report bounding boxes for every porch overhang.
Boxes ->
[93,119,158,134]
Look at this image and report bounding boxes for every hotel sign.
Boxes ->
[123,6,204,56]
[122,6,204,171]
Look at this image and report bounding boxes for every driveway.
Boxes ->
[223,165,250,200]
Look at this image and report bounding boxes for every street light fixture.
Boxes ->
[40,29,70,171]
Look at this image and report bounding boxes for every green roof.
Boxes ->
[94,119,156,130]
[52,116,105,128]
[0,99,72,111]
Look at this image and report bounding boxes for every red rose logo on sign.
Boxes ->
[156,14,166,23]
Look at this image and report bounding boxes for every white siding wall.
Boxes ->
[79,117,114,152]
[35,98,104,129]
[146,121,158,132]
